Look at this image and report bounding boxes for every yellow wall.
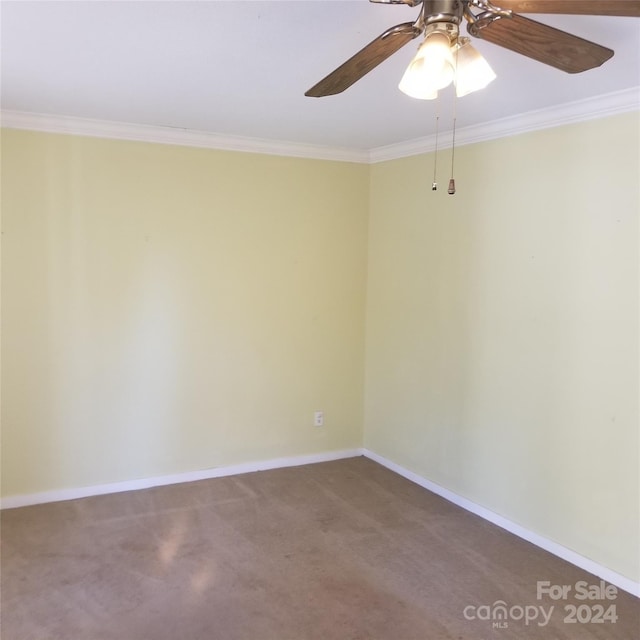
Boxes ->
[1,130,368,495]
[365,112,639,582]
[2,113,638,582]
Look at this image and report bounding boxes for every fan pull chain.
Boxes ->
[432,95,440,191]
[448,115,457,195]
[448,39,459,196]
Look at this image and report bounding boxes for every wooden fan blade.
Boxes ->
[469,14,614,73]
[305,22,422,97]
[369,0,423,5]
[492,1,640,16]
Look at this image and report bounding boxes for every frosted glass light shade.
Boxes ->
[399,31,455,100]
[454,41,497,97]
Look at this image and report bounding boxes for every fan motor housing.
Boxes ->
[422,0,464,24]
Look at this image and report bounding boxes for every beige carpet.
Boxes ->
[2,457,638,639]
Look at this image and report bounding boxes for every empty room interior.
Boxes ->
[1,1,639,638]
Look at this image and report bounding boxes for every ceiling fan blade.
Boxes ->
[469,14,614,73]
[490,1,640,16]
[369,0,423,5]
[306,22,422,97]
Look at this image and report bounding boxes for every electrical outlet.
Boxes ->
[314,411,324,427]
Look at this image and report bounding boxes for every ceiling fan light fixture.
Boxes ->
[398,30,455,100]
[453,39,497,97]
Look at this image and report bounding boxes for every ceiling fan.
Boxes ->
[305,0,640,98]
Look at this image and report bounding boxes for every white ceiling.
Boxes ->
[2,0,639,151]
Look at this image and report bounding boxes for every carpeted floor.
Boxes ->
[2,456,638,639]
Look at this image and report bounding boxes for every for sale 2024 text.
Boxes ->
[537,579,618,625]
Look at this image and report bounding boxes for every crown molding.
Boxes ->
[2,87,638,164]
[0,110,369,164]
[368,86,640,163]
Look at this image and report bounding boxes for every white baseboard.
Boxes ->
[3,445,637,597]
[362,448,640,598]
[0,448,364,510]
